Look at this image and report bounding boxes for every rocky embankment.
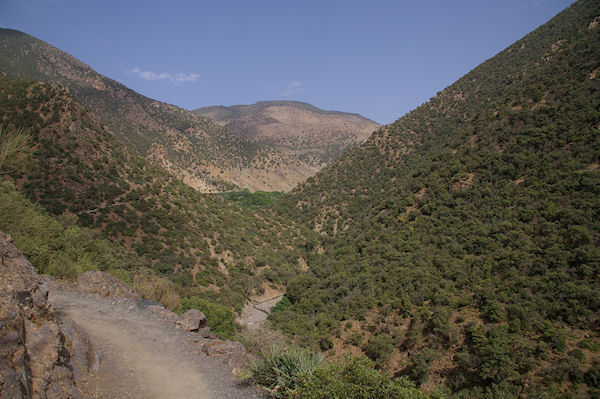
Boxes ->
[0,231,90,398]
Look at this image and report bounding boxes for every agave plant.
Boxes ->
[0,124,31,175]
[243,344,322,398]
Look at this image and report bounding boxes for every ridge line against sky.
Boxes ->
[1,0,574,124]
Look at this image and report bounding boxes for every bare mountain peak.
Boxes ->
[194,101,380,167]
[0,28,315,192]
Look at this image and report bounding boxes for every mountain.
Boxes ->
[194,101,380,166]
[0,29,313,192]
[269,0,600,396]
[0,78,309,310]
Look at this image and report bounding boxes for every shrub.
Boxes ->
[346,331,364,346]
[362,334,395,366]
[318,336,334,352]
[179,296,236,339]
[586,361,600,388]
[271,296,292,313]
[108,268,133,286]
[408,348,436,386]
[243,344,322,398]
[0,124,31,174]
[297,355,435,399]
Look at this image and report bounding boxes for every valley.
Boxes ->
[1,0,599,398]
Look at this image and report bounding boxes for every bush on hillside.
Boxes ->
[296,355,439,399]
[179,296,236,338]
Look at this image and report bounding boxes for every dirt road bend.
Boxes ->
[49,286,264,399]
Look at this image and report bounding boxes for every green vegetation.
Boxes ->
[0,124,30,174]
[0,27,302,192]
[296,356,439,399]
[0,179,183,310]
[179,296,236,339]
[0,180,141,279]
[244,346,438,399]
[243,345,323,398]
[220,189,283,209]
[270,1,600,396]
[1,1,599,396]
[0,78,307,313]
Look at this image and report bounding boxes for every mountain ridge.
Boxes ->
[196,100,379,120]
[0,28,315,192]
[194,100,380,166]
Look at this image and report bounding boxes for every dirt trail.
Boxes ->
[237,295,283,330]
[49,286,264,399]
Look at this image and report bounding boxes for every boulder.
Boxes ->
[77,271,140,300]
[176,309,207,331]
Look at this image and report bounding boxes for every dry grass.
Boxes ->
[132,271,180,311]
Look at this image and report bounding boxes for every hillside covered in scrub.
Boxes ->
[0,28,315,192]
[0,78,311,312]
[1,0,599,397]
[195,100,380,166]
[269,1,600,396]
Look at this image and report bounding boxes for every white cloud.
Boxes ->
[280,81,303,97]
[129,68,201,84]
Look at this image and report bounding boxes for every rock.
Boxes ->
[147,304,178,321]
[56,314,98,379]
[0,231,82,398]
[198,327,216,339]
[176,309,206,331]
[77,271,140,300]
[203,339,258,371]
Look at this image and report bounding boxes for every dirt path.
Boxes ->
[49,286,264,399]
[237,295,283,330]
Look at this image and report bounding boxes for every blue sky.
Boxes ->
[2,0,574,124]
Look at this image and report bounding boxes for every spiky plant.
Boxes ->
[243,344,322,398]
[0,124,31,175]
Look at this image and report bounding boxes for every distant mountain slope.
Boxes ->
[194,101,380,166]
[0,29,313,192]
[0,78,308,309]
[270,0,600,395]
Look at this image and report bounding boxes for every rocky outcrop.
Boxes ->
[0,231,84,398]
[76,271,140,300]
[55,316,98,380]
[176,309,207,332]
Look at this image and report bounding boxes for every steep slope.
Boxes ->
[194,101,380,166]
[0,78,309,310]
[271,1,600,396]
[0,29,313,192]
